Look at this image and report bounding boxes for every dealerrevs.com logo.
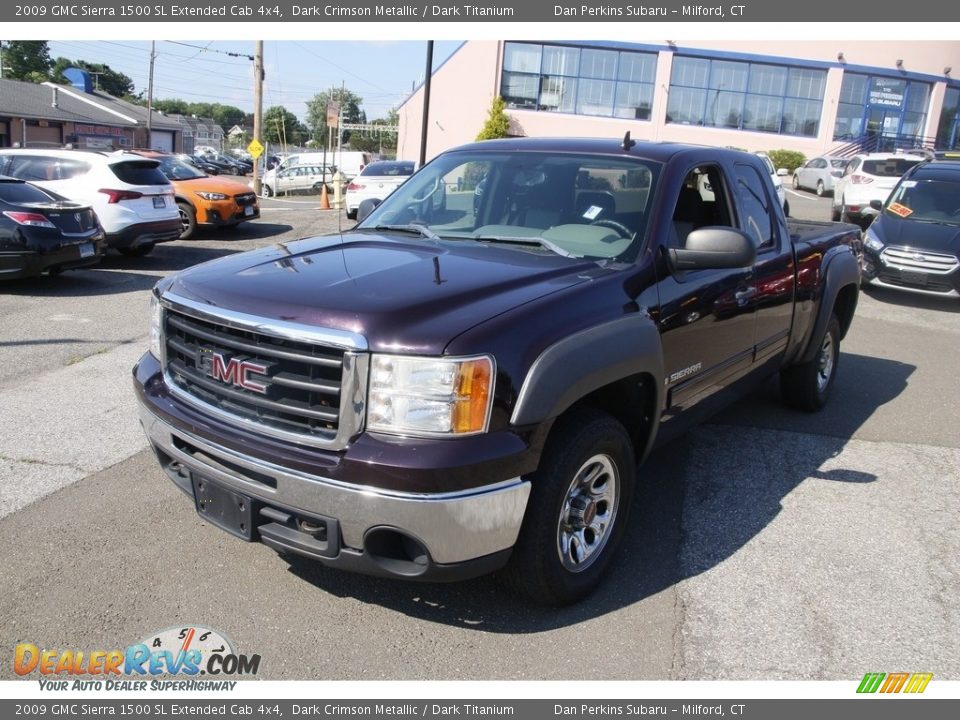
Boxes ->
[857,672,933,694]
[14,626,260,691]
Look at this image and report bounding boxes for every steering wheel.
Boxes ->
[590,218,633,239]
[411,176,442,203]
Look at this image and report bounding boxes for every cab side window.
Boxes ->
[733,163,775,249]
[669,165,733,249]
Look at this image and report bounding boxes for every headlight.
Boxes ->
[149,294,163,360]
[863,228,884,253]
[367,354,494,436]
[196,191,229,201]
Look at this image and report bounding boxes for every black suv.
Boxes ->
[861,160,960,298]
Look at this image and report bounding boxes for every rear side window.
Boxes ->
[0,180,58,203]
[110,161,169,186]
[862,158,922,177]
[734,163,775,249]
[3,155,89,182]
[362,162,414,176]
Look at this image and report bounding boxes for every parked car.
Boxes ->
[832,152,925,226]
[0,149,179,256]
[135,138,861,604]
[754,152,789,216]
[0,176,106,279]
[345,160,415,219]
[179,154,220,175]
[132,151,260,240]
[793,156,848,196]
[259,164,334,198]
[200,153,249,176]
[860,159,960,298]
[276,151,372,181]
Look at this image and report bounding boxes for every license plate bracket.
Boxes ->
[901,269,928,286]
[153,196,165,209]
[244,205,254,216]
[192,476,254,540]
[79,243,94,258]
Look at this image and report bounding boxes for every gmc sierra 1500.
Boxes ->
[134,137,861,604]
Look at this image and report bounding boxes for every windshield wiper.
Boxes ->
[473,235,578,258]
[373,223,440,240]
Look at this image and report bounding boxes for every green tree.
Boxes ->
[305,88,365,146]
[348,108,399,156]
[50,57,136,98]
[153,98,190,115]
[476,96,510,140]
[264,105,306,146]
[2,41,52,81]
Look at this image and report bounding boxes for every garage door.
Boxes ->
[150,131,174,153]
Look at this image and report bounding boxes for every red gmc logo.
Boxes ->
[207,352,269,394]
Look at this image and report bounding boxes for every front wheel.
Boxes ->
[792,174,800,189]
[780,315,841,412]
[504,408,636,605]
[177,201,197,240]
[816,180,825,197]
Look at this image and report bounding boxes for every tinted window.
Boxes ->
[862,158,923,177]
[362,162,414,176]
[157,156,205,180]
[2,155,90,182]
[0,180,58,203]
[110,161,169,186]
[734,163,774,248]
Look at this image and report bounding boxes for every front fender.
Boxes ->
[510,314,664,431]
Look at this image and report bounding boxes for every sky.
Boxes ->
[46,40,462,122]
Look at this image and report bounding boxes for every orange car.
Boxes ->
[132,151,259,239]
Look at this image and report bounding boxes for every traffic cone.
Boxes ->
[320,183,331,210]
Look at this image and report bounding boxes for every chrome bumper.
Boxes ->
[139,407,531,565]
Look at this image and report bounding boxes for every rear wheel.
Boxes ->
[261,184,274,198]
[831,201,843,222]
[177,201,197,240]
[780,314,841,412]
[504,408,636,605]
[118,243,155,257]
[792,174,800,189]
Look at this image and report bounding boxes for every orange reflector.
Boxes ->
[452,358,492,434]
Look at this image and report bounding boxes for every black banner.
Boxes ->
[2,0,959,23]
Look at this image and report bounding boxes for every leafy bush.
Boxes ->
[767,150,806,174]
[476,96,510,141]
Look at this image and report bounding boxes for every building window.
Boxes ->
[666,56,825,138]
[936,87,960,150]
[500,42,656,121]
[834,72,930,142]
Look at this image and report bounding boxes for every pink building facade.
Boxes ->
[397,41,960,163]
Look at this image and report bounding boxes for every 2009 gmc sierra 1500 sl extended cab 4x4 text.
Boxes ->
[134,137,861,604]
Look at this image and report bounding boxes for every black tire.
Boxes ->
[783,199,790,218]
[177,201,197,240]
[118,243,155,257]
[816,180,825,197]
[831,203,842,222]
[503,408,636,605]
[346,209,358,220]
[792,174,800,189]
[780,314,841,412]
[261,184,274,198]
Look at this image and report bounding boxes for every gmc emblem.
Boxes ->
[206,352,269,394]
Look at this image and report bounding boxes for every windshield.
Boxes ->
[355,150,661,261]
[157,156,207,181]
[886,178,960,225]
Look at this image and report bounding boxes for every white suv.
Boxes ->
[831,152,924,226]
[0,149,180,256]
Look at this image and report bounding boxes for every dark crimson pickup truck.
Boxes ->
[134,138,861,604]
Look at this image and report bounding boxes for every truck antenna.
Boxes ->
[621,131,636,151]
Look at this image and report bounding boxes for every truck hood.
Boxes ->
[872,214,960,255]
[163,231,598,354]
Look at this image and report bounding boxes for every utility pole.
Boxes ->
[146,41,156,149]
[252,40,264,196]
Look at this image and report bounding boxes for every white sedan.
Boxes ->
[345,161,415,219]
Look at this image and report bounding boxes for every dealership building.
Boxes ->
[397,40,960,162]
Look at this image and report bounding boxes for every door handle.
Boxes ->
[734,287,757,306]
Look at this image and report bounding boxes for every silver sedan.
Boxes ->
[792,156,848,196]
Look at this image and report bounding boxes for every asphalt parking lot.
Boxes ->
[1,187,958,681]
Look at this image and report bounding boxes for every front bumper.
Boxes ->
[197,199,260,226]
[861,246,960,297]
[135,357,532,581]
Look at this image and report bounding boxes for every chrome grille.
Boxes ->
[881,246,959,275]
[161,302,366,448]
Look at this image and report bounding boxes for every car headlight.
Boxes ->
[195,191,229,201]
[149,293,163,360]
[863,228,884,253]
[367,354,494,436]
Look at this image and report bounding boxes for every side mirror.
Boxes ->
[668,227,757,271]
[356,198,381,223]
[869,199,883,211]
